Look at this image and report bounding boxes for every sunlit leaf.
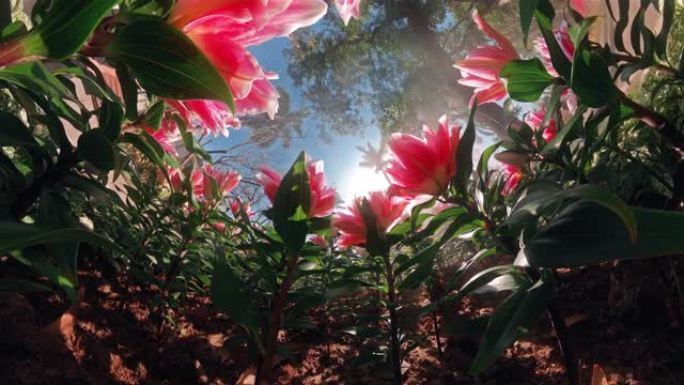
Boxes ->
[501,59,554,102]
[106,19,234,112]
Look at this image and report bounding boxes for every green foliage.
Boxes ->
[106,18,235,112]
[454,105,477,193]
[271,151,311,253]
[522,202,684,268]
[570,49,616,107]
[470,270,555,373]
[77,129,116,171]
[501,59,555,102]
[1,1,684,384]
[25,0,120,59]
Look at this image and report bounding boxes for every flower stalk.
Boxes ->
[256,250,301,385]
[382,251,403,385]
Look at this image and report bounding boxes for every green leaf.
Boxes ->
[37,193,80,278]
[470,270,555,373]
[519,0,540,46]
[655,0,674,59]
[272,151,311,253]
[0,279,55,293]
[0,110,39,147]
[444,247,498,292]
[54,66,116,103]
[613,0,630,53]
[59,174,123,206]
[0,222,126,255]
[570,49,617,107]
[0,21,28,41]
[477,141,500,187]
[126,0,175,16]
[77,129,115,171]
[121,132,165,168]
[454,105,477,192]
[522,202,684,268]
[106,19,234,112]
[534,1,572,79]
[500,59,554,102]
[507,183,636,242]
[568,16,596,48]
[629,1,649,56]
[115,63,139,120]
[99,100,124,141]
[143,101,165,130]
[211,259,259,331]
[0,62,81,122]
[26,0,120,59]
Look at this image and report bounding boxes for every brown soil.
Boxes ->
[1,259,684,385]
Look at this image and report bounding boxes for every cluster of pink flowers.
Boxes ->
[230,197,254,218]
[333,190,408,248]
[168,164,241,204]
[454,5,591,196]
[142,0,328,154]
[456,6,581,109]
[525,108,558,143]
[257,157,337,219]
[249,1,596,244]
[454,10,519,105]
[257,116,460,248]
[331,116,460,249]
[168,0,328,126]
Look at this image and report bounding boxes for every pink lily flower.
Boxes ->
[307,234,329,248]
[570,0,588,17]
[257,158,336,218]
[335,0,362,25]
[455,10,519,105]
[192,164,241,201]
[386,115,460,197]
[501,165,523,197]
[168,0,327,128]
[212,221,227,232]
[230,198,254,217]
[165,99,241,137]
[167,167,185,190]
[145,125,181,155]
[525,108,558,143]
[333,190,409,249]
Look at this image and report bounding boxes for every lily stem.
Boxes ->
[548,299,579,385]
[256,250,300,385]
[383,252,403,385]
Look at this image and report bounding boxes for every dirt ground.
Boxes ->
[2,258,684,385]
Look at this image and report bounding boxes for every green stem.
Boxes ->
[257,250,300,385]
[548,299,579,385]
[383,252,402,385]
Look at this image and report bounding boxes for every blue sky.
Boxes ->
[207,37,388,204]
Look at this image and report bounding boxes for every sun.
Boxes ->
[338,166,389,204]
